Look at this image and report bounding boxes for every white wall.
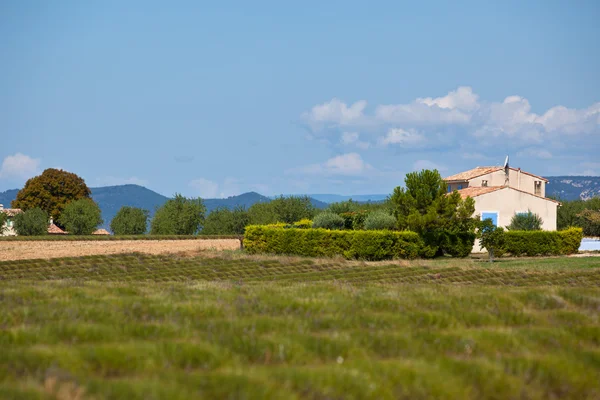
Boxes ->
[467,170,546,197]
[473,187,558,231]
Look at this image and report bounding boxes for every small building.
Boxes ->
[0,204,22,236]
[444,163,560,252]
[92,229,110,235]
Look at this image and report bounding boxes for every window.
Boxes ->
[447,185,452,193]
[534,181,542,196]
[481,212,498,227]
[482,180,488,187]
[457,184,463,190]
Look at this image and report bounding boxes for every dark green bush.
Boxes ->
[340,210,369,230]
[59,199,103,235]
[244,225,422,260]
[363,211,397,230]
[14,208,48,236]
[503,228,583,256]
[312,212,345,230]
[507,210,543,231]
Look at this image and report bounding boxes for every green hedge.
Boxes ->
[503,227,583,256]
[244,225,422,260]
[0,235,240,241]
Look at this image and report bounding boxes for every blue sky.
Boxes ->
[1,0,599,197]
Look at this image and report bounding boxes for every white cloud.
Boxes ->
[417,86,479,111]
[340,132,370,149]
[290,153,374,176]
[302,87,600,152]
[304,98,367,128]
[378,128,425,147]
[412,160,447,172]
[188,178,219,198]
[0,153,41,180]
[94,176,148,187]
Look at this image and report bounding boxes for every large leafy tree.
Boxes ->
[60,199,103,235]
[14,208,49,236]
[150,194,206,235]
[247,196,315,225]
[110,206,149,235]
[201,206,249,235]
[577,209,600,237]
[390,169,478,257]
[12,168,92,228]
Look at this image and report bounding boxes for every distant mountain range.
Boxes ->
[1,177,598,230]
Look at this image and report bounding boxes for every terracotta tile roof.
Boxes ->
[48,223,67,234]
[444,167,502,182]
[444,166,549,183]
[454,186,561,204]
[92,229,110,235]
[0,208,23,217]
[454,186,505,199]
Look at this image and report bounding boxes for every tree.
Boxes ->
[201,206,250,235]
[577,209,600,237]
[312,212,345,230]
[13,208,49,236]
[247,196,315,225]
[507,210,543,231]
[478,218,506,262]
[12,168,92,228]
[110,206,149,235]
[363,210,397,230]
[60,199,103,235]
[150,194,206,235]
[390,169,478,257]
[0,212,7,235]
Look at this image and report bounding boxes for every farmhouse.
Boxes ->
[0,205,68,235]
[444,165,559,231]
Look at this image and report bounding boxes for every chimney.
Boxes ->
[0,204,3,211]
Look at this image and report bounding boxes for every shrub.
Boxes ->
[477,219,506,262]
[507,210,543,231]
[59,199,103,235]
[291,219,313,229]
[503,227,583,256]
[244,225,422,260]
[312,212,345,230]
[110,206,149,235]
[0,212,7,235]
[13,208,48,236]
[364,211,397,230]
[339,210,369,230]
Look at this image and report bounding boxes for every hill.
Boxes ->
[305,194,388,203]
[546,176,600,201]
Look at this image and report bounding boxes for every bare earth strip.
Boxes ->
[0,239,241,261]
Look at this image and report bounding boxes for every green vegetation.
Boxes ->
[11,168,92,228]
[245,225,423,260]
[201,206,249,235]
[60,199,104,235]
[504,228,583,256]
[110,206,149,235]
[150,194,206,235]
[390,169,478,257]
[477,219,506,262]
[312,211,345,230]
[247,196,315,225]
[557,197,600,235]
[363,210,397,230]
[0,253,599,399]
[507,210,543,231]
[13,207,48,236]
[0,212,6,235]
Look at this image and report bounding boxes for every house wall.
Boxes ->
[1,218,17,236]
[473,188,558,231]
[466,170,546,197]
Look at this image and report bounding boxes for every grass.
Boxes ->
[0,253,599,399]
